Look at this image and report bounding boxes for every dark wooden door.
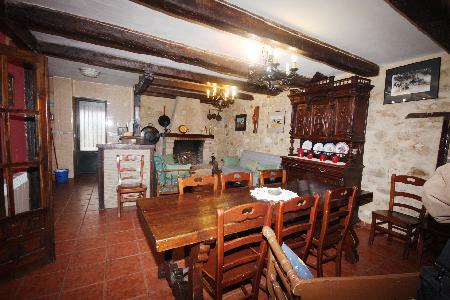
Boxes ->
[334,97,355,139]
[310,99,332,138]
[74,98,106,174]
[0,44,54,279]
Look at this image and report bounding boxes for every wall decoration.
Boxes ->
[384,57,441,104]
[8,73,14,106]
[235,114,247,131]
[267,110,285,133]
[252,106,260,133]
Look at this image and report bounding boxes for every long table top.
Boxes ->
[137,180,373,252]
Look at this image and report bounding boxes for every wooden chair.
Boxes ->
[275,195,320,260]
[178,174,218,195]
[263,226,419,300]
[156,169,192,196]
[307,187,357,277]
[202,202,272,299]
[220,171,253,190]
[116,154,147,217]
[369,174,426,259]
[259,169,286,186]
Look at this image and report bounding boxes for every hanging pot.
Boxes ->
[207,110,213,120]
[158,114,171,128]
[216,112,222,121]
[141,123,160,145]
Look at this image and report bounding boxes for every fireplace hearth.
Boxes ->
[173,140,204,165]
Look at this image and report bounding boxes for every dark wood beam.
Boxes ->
[143,91,176,99]
[0,1,38,52]
[38,42,280,95]
[5,1,256,78]
[131,0,379,77]
[134,71,154,95]
[386,0,449,52]
[151,76,254,100]
[144,86,208,101]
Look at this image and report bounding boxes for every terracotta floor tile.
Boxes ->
[134,227,146,240]
[106,229,137,245]
[75,236,107,251]
[33,254,71,275]
[61,282,104,300]
[144,269,169,290]
[69,247,107,267]
[140,252,159,271]
[55,240,77,256]
[78,225,106,239]
[106,254,142,280]
[0,277,23,299]
[63,262,106,291]
[108,240,139,260]
[55,229,80,242]
[137,239,152,254]
[16,271,65,300]
[105,220,134,233]
[106,272,147,300]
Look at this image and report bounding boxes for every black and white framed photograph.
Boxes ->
[384,57,441,104]
[235,114,247,131]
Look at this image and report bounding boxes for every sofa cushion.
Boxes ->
[223,156,240,167]
[245,160,259,172]
[162,154,175,164]
[239,150,281,170]
[257,164,280,171]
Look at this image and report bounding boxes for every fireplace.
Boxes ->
[173,140,204,165]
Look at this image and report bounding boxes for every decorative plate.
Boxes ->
[302,140,313,150]
[335,142,349,154]
[178,124,189,134]
[313,143,324,154]
[323,143,336,153]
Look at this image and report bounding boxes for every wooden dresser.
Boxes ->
[282,74,374,188]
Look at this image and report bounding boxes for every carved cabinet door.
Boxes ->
[310,99,331,138]
[294,104,310,137]
[334,97,355,139]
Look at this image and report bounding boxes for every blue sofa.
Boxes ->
[221,150,282,186]
[154,154,191,195]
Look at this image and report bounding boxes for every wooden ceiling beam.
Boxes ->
[38,42,279,95]
[132,0,380,76]
[150,76,254,100]
[5,1,256,78]
[386,0,449,52]
[144,86,208,101]
[143,91,176,99]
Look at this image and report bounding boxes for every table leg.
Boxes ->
[344,227,359,263]
[187,242,211,300]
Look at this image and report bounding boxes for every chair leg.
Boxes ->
[417,228,424,264]
[316,250,324,277]
[336,248,342,277]
[117,192,122,218]
[403,227,412,259]
[369,215,376,246]
[387,223,393,241]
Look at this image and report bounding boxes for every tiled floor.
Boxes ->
[0,175,432,300]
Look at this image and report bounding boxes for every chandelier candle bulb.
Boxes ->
[285,63,289,75]
[291,55,297,69]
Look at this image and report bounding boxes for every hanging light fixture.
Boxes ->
[205,83,237,111]
[247,46,299,92]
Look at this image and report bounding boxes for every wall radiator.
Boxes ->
[4,172,30,215]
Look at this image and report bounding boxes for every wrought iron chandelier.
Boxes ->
[248,47,299,92]
[205,82,237,111]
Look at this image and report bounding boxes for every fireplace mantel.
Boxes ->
[163,133,214,140]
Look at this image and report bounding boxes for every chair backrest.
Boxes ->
[156,169,192,196]
[215,202,272,299]
[389,174,426,220]
[263,226,303,300]
[316,187,357,257]
[178,174,218,195]
[116,154,144,186]
[259,169,287,186]
[275,195,320,260]
[220,171,253,190]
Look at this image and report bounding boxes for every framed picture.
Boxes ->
[8,73,14,106]
[267,111,285,133]
[384,57,441,104]
[235,114,247,131]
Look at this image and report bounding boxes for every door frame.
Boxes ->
[72,97,107,176]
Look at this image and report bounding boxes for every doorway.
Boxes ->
[74,98,106,174]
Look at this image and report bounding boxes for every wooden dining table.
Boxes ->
[137,179,373,300]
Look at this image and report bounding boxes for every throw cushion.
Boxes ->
[166,163,192,171]
[246,160,259,172]
[281,243,313,279]
[162,154,175,164]
[154,155,166,171]
[256,164,279,171]
[223,156,240,167]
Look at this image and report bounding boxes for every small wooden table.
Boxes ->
[137,180,372,299]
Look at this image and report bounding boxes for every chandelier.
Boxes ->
[248,47,299,92]
[205,82,237,111]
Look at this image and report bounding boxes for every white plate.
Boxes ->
[323,143,336,153]
[302,140,312,150]
[335,142,349,154]
[313,143,324,154]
